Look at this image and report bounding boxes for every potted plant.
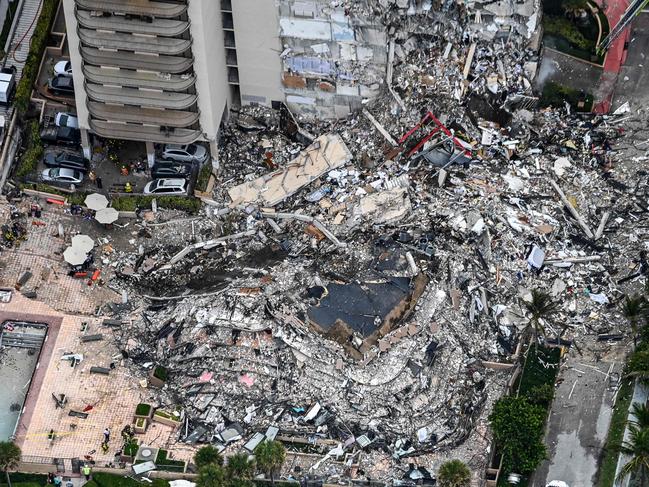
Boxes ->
[120,438,139,463]
[134,417,148,434]
[148,365,168,388]
[152,409,182,428]
[134,403,154,421]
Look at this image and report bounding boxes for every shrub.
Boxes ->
[135,403,152,416]
[14,0,60,115]
[489,396,547,475]
[111,195,201,214]
[543,15,594,51]
[194,445,224,469]
[15,121,42,179]
[195,163,213,193]
[525,383,555,408]
[153,365,168,381]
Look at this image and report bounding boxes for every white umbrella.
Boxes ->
[71,234,94,253]
[63,246,88,266]
[84,193,109,211]
[95,207,119,224]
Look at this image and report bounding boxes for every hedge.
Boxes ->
[86,473,168,487]
[15,121,42,178]
[111,195,201,214]
[195,163,213,192]
[14,0,60,115]
[19,182,87,204]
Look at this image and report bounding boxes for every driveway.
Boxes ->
[612,12,649,111]
[532,358,620,487]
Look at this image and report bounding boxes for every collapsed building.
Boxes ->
[91,0,649,484]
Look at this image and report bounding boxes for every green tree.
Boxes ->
[0,441,21,487]
[437,459,471,487]
[524,289,559,342]
[227,452,254,479]
[627,349,649,382]
[194,445,224,469]
[197,464,226,487]
[255,440,286,485]
[618,426,649,486]
[489,396,546,475]
[623,295,646,347]
[631,403,649,429]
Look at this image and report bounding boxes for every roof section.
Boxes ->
[80,47,193,73]
[85,83,197,110]
[75,0,187,18]
[89,120,201,144]
[83,65,195,91]
[88,101,200,127]
[76,10,190,36]
[78,29,191,56]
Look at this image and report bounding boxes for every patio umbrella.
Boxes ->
[63,246,87,266]
[71,234,94,253]
[84,193,109,211]
[95,207,119,224]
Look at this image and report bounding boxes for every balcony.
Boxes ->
[80,47,193,73]
[87,101,199,127]
[89,120,201,145]
[75,0,187,19]
[76,10,190,37]
[78,29,191,56]
[85,83,198,110]
[83,66,196,92]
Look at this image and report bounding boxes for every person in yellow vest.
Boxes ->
[124,182,132,193]
[82,464,91,481]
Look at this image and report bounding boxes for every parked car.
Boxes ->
[41,126,81,147]
[41,167,83,185]
[151,160,192,179]
[0,66,16,105]
[43,152,88,172]
[161,144,207,164]
[53,60,72,77]
[54,112,79,129]
[48,75,74,96]
[143,178,187,195]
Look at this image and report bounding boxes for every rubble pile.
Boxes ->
[98,0,649,482]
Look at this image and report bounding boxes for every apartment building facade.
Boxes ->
[62,0,388,162]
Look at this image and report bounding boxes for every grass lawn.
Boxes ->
[596,377,634,487]
[0,473,48,487]
[518,344,561,396]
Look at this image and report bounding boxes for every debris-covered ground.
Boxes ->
[93,0,649,483]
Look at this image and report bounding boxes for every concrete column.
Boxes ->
[210,140,220,172]
[145,141,155,167]
[80,129,91,159]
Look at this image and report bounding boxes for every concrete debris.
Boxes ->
[67,0,649,484]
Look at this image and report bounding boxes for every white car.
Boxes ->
[161,144,208,164]
[546,482,569,487]
[54,112,79,129]
[53,60,72,77]
[143,178,187,195]
[41,167,83,185]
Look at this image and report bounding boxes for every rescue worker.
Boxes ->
[124,182,132,193]
[82,464,91,481]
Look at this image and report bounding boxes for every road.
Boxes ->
[532,358,619,487]
[612,12,649,111]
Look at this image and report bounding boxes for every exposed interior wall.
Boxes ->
[60,0,89,131]
[189,0,230,144]
[277,0,387,119]
[231,0,284,107]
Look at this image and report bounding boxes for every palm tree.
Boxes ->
[618,426,649,486]
[255,440,286,485]
[227,452,254,479]
[195,445,224,469]
[524,289,559,342]
[0,441,21,487]
[196,464,226,487]
[437,459,471,487]
[623,295,646,346]
[631,403,649,429]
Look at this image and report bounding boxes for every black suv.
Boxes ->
[151,160,192,179]
[48,75,74,96]
[43,152,88,172]
[41,126,81,147]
